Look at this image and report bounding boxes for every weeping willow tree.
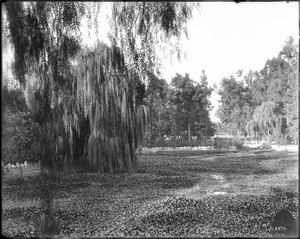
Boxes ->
[4,2,199,173]
[72,42,148,172]
[252,101,286,142]
[4,2,86,172]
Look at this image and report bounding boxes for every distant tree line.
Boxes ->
[144,70,215,147]
[216,37,298,144]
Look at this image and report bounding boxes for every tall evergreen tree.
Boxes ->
[193,70,215,139]
[216,74,250,137]
[170,73,214,142]
[145,74,172,145]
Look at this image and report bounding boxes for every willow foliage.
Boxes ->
[73,41,149,172]
[252,102,285,141]
[110,2,199,83]
[4,2,85,172]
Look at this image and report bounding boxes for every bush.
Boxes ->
[232,138,244,149]
[2,104,44,165]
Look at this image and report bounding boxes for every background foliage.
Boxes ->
[143,71,215,147]
[216,37,298,144]
[2,86,44,165]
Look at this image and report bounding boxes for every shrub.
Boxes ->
[232,138,244,149]
[2,87,44,165]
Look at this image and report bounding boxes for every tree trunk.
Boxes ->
[158,109,163,142]
[188,121,191,142]
[150,100,154,146]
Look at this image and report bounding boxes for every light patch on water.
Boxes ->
[271,145,298,152]
[173,182,207,198]
[192,184,202,190]
[211,174,224,182]
[209,191,227,195]
[188,156,217,161]
[222,183,231,188]
[142,146,214,153]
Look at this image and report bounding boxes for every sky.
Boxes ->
[160,2,298,122]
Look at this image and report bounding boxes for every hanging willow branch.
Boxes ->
[73,41,148,173]
[251,101,285,142]
[109,2,198,84]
